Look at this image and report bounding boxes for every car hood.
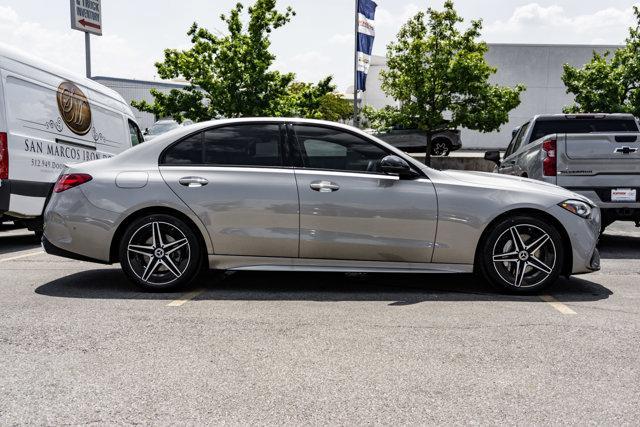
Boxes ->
[440,170,593,203]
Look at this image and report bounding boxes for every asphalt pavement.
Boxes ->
[0,221,639,424]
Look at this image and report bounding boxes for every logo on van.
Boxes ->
[56,81,92,135]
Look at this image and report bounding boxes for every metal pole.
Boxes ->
[85,31,91,78]
[353,0,358,127]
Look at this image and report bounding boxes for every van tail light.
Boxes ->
[53,173,92,193]
[542,138,557,176]
[0,132,8,180]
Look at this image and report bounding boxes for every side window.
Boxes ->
[511,122,530,154]
[204,124,283,167]
[163,132,203,165]
[128,120,143,147]
[293,125,389,173]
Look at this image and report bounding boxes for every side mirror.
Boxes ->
[380,155,415,178]
[484,150,501,166]
[143,128,149,135]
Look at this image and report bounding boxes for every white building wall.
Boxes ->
[92,77,188,130]
[362,44,621,150]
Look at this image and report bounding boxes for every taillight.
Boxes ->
[542,138,557,177]
[0,132,8,180]
[53,173,92,193]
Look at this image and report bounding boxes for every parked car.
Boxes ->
[143,119,181,141]
[44,118,600,292]
[375,128,462,156]
[484,114,640,231]
[0,44,143,236]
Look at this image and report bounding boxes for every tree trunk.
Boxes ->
[424,131,432,167]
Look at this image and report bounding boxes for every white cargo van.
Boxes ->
[0,44,143,235]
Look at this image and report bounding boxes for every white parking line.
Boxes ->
[166,289,205,307]
[539,294,577,315]
[0,250,44,263]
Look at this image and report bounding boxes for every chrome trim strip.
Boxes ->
[209,255,473,274]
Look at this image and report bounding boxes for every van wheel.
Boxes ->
[479,215,564,293]
[119,214,201,291]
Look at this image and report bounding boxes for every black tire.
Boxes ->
[119,214,202,291]
[478,215,564,293]
[431,139,451,156]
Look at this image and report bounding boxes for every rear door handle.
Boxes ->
[310,180,339,192]
[179,176,208,187]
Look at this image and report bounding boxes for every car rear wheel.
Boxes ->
[119,214,202,291]
[479,215,564,292]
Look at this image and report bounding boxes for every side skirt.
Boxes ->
[209,255,473,274]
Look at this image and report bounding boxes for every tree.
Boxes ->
[133,0,335,122]
[363,1,524,165]
[562,6,640,116]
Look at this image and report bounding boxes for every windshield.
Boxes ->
[530,119,639,142]
[148,122,179,135]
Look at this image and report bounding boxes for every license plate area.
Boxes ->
[611,188,637,202]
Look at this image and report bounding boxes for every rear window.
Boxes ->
[530,119,639,142]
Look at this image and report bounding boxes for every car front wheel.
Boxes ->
[119,214,202,290]
[479,215,564,292]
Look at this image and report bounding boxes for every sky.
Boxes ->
[1,1,639,92]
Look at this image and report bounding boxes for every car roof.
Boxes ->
[533,113,637,121]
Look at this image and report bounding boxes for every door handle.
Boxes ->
[310,180,339,192]
[179,176,208,187]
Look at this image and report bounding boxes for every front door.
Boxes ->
[290,124,438,263]
[159,123,299,258]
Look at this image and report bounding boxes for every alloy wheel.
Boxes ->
[126,221,191,286]
[491,224,556,288]
[432,141,449,156]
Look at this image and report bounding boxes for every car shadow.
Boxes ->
[598,233,640,260]
[0,225,40,255]
[35,269,612,306]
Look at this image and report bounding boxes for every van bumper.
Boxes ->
[0,180,9,215]
[0,180,54,219]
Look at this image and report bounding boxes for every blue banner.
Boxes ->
[356,0,377,91]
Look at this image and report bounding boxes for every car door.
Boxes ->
[289,123,438,263]
[159,123,299,258]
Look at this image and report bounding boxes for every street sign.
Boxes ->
[70,0,102,36]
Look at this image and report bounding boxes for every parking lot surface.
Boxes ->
[1,222,639,424]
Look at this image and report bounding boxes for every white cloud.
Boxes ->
[329,33,352,45]
[0,6,156,80]
[483,3,640,44]
[376,3,422,28]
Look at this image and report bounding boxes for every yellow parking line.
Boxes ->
[0,250,44,263]
[166,289,205,307]
[539,295,576,315]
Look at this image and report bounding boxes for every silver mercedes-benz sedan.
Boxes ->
[43,118,601,292]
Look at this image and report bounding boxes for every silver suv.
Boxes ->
[485,114,640,230]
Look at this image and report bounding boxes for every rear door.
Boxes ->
[159,123,300,258]
[290,123,438,263]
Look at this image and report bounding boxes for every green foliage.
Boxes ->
[132,0,342,122]
[364,1,524,138]
[562,6,640,116]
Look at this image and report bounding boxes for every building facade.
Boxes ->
[92,76,188,131]
[362,43,621,150]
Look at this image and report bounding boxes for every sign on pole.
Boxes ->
[70,0,102,36]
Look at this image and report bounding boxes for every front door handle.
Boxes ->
[179,176,208,187]
[310,180,339,192]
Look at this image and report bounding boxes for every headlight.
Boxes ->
[559,200,592,218]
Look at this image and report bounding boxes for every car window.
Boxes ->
[163,132,203,165]
[149,122,180,135]
[204,124,282,167]
[128,120,143,147]
[510,122,530,154]
[293,125,389,173]
[530,118,640,142]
